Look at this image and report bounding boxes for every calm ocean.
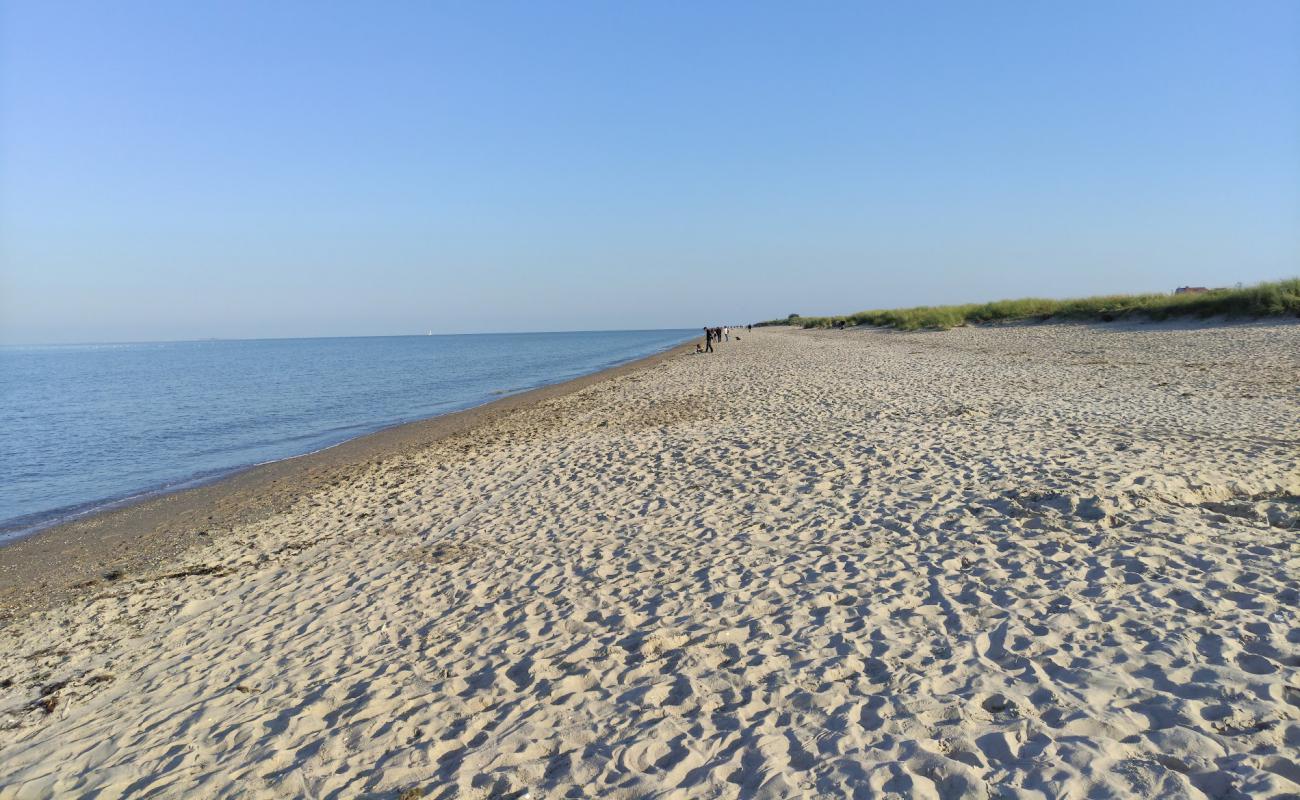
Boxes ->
[0,329,694,539]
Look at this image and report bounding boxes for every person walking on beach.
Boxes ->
[704,327,714,353]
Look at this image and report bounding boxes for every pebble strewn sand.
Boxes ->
[2,321,1298,799]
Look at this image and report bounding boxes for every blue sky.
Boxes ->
[2,1,1297,343]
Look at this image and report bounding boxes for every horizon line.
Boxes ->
[0,326,709,349]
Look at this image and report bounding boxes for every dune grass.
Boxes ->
[760,278,1300,331]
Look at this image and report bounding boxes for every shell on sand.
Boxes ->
[1,320,1298,798]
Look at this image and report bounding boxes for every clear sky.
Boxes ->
[2,1,1297,343]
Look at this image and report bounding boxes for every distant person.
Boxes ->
[724,326,730,342]
[703,327,714,353]
[747,324,752,332]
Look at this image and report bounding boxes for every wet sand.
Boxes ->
[1,321,1298,798]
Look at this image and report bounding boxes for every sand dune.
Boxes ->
[2,320,1298,798]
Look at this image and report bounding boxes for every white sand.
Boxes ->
[2,320,1298,799]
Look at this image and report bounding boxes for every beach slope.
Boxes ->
[2,321,1298,798]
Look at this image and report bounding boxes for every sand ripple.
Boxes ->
[2,320,1298,798]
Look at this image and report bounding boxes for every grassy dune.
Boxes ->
[762,278,1300,331]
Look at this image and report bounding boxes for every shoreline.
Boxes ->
[0,338,697,624]
[0,335,695,543]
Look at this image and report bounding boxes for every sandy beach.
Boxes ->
[2,321,1298,798]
